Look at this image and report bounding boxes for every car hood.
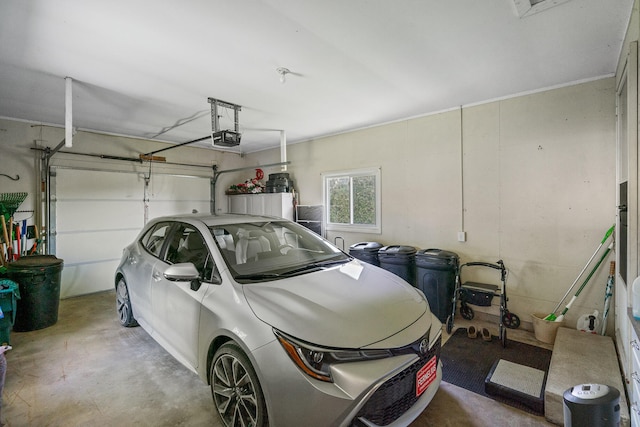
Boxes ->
[242,260,428,348]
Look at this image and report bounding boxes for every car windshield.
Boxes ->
[209,220,351,283]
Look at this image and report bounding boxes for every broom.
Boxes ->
[553,241,613,323]
[544,224,614,321]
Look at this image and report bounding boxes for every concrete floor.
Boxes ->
[2,291,555,426]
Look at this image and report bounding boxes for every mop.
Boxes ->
[544,225,614,321]
[554,241,613,323]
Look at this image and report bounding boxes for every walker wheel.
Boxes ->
[502,312,521,329]
[460,304,474,320]
[500,327,507,347]
[446,315,454,334]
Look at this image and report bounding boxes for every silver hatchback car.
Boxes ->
[115,213,442,427]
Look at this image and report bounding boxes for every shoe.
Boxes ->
[467,325,478,338]
[481,327,492,341]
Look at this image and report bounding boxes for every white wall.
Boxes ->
[246,78,617,329]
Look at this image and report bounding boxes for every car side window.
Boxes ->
[166,224,217,283]
[141,222,172,258]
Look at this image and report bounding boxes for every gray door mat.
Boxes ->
[485,359,547,414]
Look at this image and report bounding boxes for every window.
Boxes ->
[141,222,172,258]
[166,223,216,282]
[323,167,381,233]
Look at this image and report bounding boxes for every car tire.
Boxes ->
[116,278,138,327]
[211,342,268,427]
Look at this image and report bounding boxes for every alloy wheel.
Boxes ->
[212,350,262,427]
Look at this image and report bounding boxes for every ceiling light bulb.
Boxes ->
[276,67,290,84]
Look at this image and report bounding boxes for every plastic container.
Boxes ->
[531,312,564,344]
[378,245,417,286]
[266,172,294,193]
[349,242,383,267]
[6,255,64,331]
[633,276,640,320]
[415,249,459,323]
[0,279,19,344]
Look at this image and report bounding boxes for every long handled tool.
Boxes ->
[554,241,614,322]
[544,224,614,321]
[601,261,615,335]
[0,216,9,264]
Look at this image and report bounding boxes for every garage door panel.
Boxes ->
[61,260,120,298]
[57,200,143,231]
[148,200,211,218]
[57,170,144,199]
[57,229,140,264]
[149,175,210,200]
[54,168,210,298]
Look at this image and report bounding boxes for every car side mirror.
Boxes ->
[164,263,200,281]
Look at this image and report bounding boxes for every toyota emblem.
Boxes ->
[419,339,428,355]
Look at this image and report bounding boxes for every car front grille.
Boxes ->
[351,334,441,427]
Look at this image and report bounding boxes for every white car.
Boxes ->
[115,213,442,426]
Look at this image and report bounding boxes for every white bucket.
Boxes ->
[531,313,564,344]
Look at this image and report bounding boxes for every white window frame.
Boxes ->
[323,167,381,234]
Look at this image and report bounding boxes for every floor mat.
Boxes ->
[441,327,552,415]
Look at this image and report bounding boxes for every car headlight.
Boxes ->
[274,330,392,382]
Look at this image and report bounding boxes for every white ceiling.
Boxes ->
[0,0,634,154]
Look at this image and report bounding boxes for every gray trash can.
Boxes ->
[563,384,620,427]
[416,249,459,323]
[378,245,417,286]
[349,242,382,266]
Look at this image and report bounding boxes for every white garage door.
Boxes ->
[52,167,211,298]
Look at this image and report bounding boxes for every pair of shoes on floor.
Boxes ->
[467,326,492,341]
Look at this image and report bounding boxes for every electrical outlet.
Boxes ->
[457,231,466,242]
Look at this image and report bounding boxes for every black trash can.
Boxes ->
[349,242,383,266]
[415,249,459,323]
[6,255,63,332]
[563,384,620,427]
[378,245,417,286]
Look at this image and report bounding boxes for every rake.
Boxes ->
[0,192,27,221]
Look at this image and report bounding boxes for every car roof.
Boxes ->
[149,213,287,227]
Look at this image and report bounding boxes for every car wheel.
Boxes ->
[211,342,268,427]
[116,278,138,327]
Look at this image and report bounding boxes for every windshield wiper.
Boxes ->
[282,258,350,276]
[234,273,282,281]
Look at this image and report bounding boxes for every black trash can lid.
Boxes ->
[7,255,63,268]
[416,248,459,260]
[379,245,417,256]
[349,242,383,252]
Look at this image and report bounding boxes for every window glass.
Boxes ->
[210,221,349,283]
[141,222,172,258]
[166,224,216,282]
[324,168,381,233]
